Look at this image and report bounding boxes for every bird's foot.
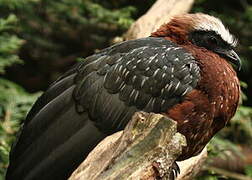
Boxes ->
[152,161,180,180]
[169,162,180,180]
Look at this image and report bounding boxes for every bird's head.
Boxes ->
[151,13,241,70]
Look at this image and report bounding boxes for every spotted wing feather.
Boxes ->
[6,37,200,180]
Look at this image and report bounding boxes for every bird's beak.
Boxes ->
[218,49,241,71]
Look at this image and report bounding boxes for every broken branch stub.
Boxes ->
[69,112,187,180]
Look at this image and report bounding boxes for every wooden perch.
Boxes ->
[177,147,208,180]
[69,112,186,180]
[124,0,195,40]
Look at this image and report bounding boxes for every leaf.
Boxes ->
[245,165,252,177]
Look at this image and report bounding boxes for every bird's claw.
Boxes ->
[169,162,180,180]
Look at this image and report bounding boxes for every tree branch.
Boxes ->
[124,0,195,40]
[69,112,186,180]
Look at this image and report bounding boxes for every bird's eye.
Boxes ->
[207,36,218,46]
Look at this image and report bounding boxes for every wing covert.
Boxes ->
[73,37,200,133]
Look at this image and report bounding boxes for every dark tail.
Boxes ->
[6,78,106,180]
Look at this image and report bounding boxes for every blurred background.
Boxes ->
[0,0,251,179]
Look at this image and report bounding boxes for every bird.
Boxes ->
[6,13,241,180]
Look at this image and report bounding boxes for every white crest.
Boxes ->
[191,13,237,47]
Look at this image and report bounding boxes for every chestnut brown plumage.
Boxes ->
[6,13,240,180]
[152,13,240,160]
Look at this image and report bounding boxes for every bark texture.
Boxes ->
[69,112,186,180]
[177,148,208,180]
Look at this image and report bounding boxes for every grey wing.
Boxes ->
[74,37,200,133]
[6,37,200,180]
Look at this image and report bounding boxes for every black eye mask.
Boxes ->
[189,30,241,70]
[189,30,231,51]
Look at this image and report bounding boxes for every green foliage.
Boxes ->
[0,14,23,73]
[0,1,41,178]
[85,2,135,28]
[245,165,252,177]
[207,136,242,158]
[0,0,39,9]
[41,0,135,29]
[196,172,219,180]
[0,0,136,90]
[0,79,40,178]
[228,106,252,144]
[244,6,252,22]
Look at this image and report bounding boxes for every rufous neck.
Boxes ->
[151,20,192,45]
